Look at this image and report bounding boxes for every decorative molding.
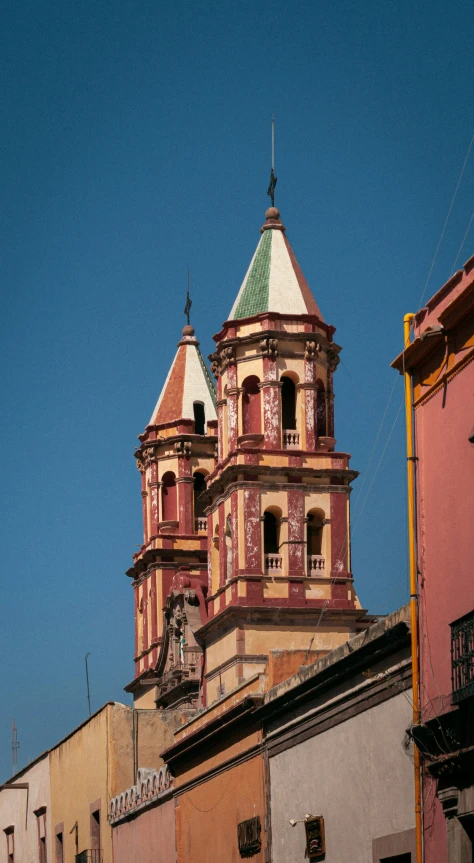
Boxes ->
[259,337,278,359]
[109,766,173,823]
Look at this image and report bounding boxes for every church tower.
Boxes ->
[125,201,368,712]
[126,324,218,709]
[200,205,365,703]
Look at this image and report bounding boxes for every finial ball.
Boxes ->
[265,206,280,220]
[182,324,195,337]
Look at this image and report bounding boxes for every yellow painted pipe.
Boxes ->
[403,313,422,863]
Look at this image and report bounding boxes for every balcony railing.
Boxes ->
[76,851,102,863]
[451,610,474,704]
[265,553,282,573]
[195,518,207,532]
[283,429,300,450]
[307,555,326,576]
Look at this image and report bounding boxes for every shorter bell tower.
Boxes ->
[125,324,217,709]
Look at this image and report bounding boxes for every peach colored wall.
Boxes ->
[112,798,176,863]
[0,754,51,863]
[176,755,266,863]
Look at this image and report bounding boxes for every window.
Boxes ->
[193,401,206,435]
[380,856,411,862]
[4,827,14,863]
[55,831,64,863]
[307,512,323,556]
[316,380,327,437]
[451,610,474,703]
[281,376,296,430]
[242,376,261,435]
[161,472,177,522]
[193,472,207,520]
[263,512,279,554]
[34,807,47,863]
[91,807,101,852]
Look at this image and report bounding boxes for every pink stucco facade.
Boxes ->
[395,254,474,863]
[111,798,176,863]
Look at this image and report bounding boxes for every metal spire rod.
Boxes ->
[267,113,278,208]
[184,269,192,325]
[272,112,275,171]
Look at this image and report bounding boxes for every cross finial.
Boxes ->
[184,269,192,325]
[267,113,278,207]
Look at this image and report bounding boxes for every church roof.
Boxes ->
[149,326,217,427]
[228,207,325,322]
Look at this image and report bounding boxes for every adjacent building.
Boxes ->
[0,751,51,863]
[392,254,474,863]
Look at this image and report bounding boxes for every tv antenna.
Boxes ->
[12,719,19,775]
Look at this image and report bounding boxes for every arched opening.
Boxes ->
[307,510,325,574]
[161,471,177,522]
[316,380,327,438]
[193,471,207,530]
[242,375,261,435]
[264,512,279,554]
[281,376,296,430]
[193,401,206,435]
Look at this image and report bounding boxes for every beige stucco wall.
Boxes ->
[49,702,133,863]
[269,690,414,863]
[0,753,51,863]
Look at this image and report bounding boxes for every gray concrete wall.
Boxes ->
[269,690,414,863]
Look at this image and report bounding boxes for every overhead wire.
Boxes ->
[450,211,474,275]
[418,132,474,309]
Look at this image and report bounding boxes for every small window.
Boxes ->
[263,512,279,554]
[451,610,474,703]
[91,808,101,852]
[4,827,14,863]
[193,402,206,435]
[193,472,207,519]
[55,832,63,863]
[281,376,296,430]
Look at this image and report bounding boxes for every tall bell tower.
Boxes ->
[198,205,365,703]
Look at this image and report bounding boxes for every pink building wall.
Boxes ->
[407,257,474,862]
[111,798,175,863]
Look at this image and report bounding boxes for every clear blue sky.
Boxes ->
[1,0,473,780]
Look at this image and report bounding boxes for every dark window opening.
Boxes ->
[307,513,323,556]
[264,512,279,554]
[193,472,207,519]
[193,402,206,435]
[316,381,327,437]
[281,377,296,430]
[380,856,411,863]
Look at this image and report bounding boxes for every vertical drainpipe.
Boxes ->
[403,313,422,863]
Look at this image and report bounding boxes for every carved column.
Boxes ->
[287,488,305,578]
[241,487,263,575]
[149,461,160,537]
[326,349,340,440]
[260,339,281,449]
[303,339,320,451]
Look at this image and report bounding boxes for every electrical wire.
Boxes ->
[450,211,474,275]
[418,133,474,309]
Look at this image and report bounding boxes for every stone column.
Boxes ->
[176,475,194,535]
[149,461,160,537]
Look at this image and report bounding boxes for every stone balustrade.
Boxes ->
[282,429,300,449]
[307,554,326,575]
[265,553,283,573]
[109,766,173,823]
